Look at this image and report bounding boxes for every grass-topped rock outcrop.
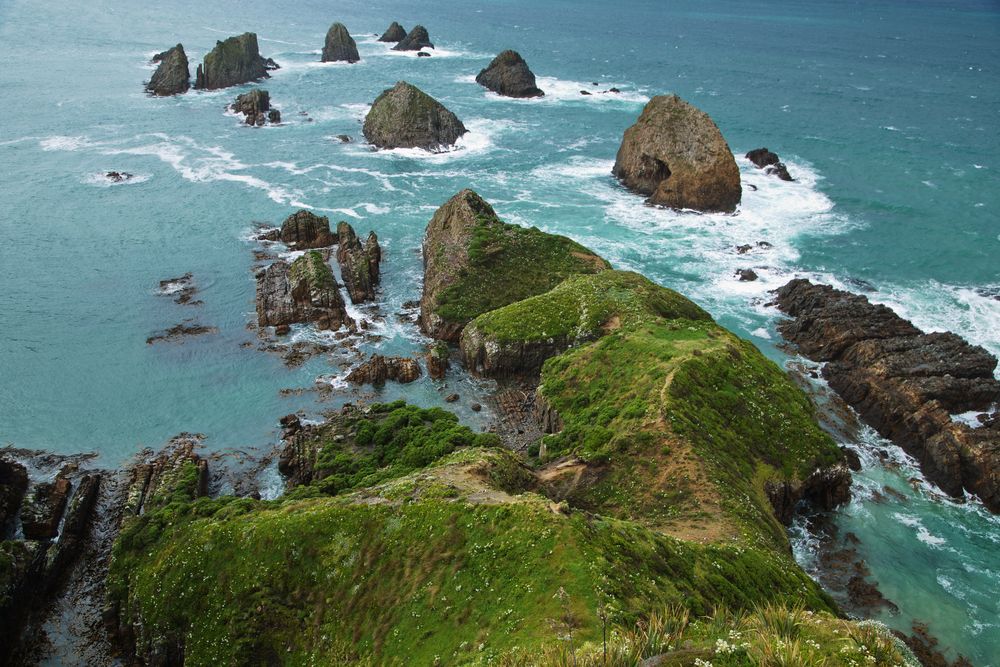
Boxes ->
[363,81,466,151]
[419,190,609,341]
[613,94,741,212]
[194,32,275,90]
[255,250,352,331]
[461,270,711,377]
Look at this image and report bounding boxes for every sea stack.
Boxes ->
[279,210,335,249]
[392,25,434,51]
[612,94,741,213]
[146,44,189,96]
[255,251,352,331]
[362,81,466,151]
[475,50,544,98]
[746,147,794,181]
[335,221,381,304]
[378,22,407,43]
[321,22,360,63]
[230,89,280,125]
[194,32,272,90]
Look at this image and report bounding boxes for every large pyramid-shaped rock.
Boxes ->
[392,25,434,51]
[146,44,190,96]
[363,81,466,151]
[475,50,543,98]
[378,22,407,43]
[321,23,360,63]
[613,94,741,213]
[194,33,272,90]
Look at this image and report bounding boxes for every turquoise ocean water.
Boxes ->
[1,0,998,662]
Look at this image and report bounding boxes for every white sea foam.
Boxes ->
[457,74,649,105]
[895,512,948,547]
[40,135,94,151]
[82,172,151,187]
[362,117,522,163]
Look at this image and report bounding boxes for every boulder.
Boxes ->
[335,221,381,304]
[20,475,72,540]
[737,268,758,281]
[362,81,467,151]
[346,354,422,385]
[378,22,407,43]
[146,44,189,96]
[194,33,272,90]
[426,342,450,380]
[419,189,609,341]
[612,94,741,212]
[230,89,280,126]
[475,50,543,98]
[279,210,335,249]
[0,457,29,529]
[321,22,360,63]
[255,251,353,331]
[392,25,434,51]
[746,147,794,181]
[774,279,1000,512]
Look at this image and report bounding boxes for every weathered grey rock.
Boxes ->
[346,354,421,385]
[335,222,381,304]
[20,475,72,540]
[746,147,794,181]
[613,94,742,212]
[475,50,543,98]
[0,457,29,530]
[774,279,1000,512]
[378,22,407,42]
[363,81,466,151]
[321,22,360,63]
[146,44,189,96]
[279,210,335,249]
[230,89,279,126]
[194,33,272,90]
[255,252,353,331]
[393,25,434,51]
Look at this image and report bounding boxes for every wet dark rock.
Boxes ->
[378,22,407,43]
[279,414,302,439]
[255,252,353,332]
[607,87,621,94]
[146,322,218,344]
[470,403,482,412]
[105,171,134,183]
[426,342,450,380]
[392,25,433,51]
[157,272,198,305]
[746,147,794,181]
[417,51,431,57]
[774,278,1000,512]
[21,475,72,540]
[321,22,360,63]
[475,50,544,98]
[579,90,592,96]
[279,210,335,249]
[346,354,421,385]
[146,44,189,96]
[847,574,899,612]
[736,244,752,254]
[334,134,352,143]
[736,268,758,281]
[335,222,381,304]
[0,457,29,530]
[363,81,466,151]
[613,95,742,212]
[765,464,852,524]
[445,393,459,403]
[230,89,279,126]
[841,446,863,471]
[194,33,272,90]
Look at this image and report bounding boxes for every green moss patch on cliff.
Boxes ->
[289,250,337,293]
[433,214,609,328]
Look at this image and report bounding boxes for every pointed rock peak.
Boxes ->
[146,44,189,96]
[362,81,467,151]
[476,49,544,98]
[322,22,360,63]
[378,21,407,42]
[393,25,434,51]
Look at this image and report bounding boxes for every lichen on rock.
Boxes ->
[362,81,466,150]
[145,44,189,96]
[194,32,273,90]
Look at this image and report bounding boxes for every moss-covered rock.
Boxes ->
[255,251,352,331]
[392,25,434,51]
[613,94,741,212]
[378,21,407,43]
[419,190,609,341]
[321,22,360,63]
[461,270,711,377]
[145,44,189,96]
[335,221,380,303]
[280,209,335,249]
[362,81,466,150]
[194,32,272,90]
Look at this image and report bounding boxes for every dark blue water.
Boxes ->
[1,0,997,662]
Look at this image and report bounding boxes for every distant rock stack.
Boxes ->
[362,81,466,150]
[378,21,407,43]
[321,22,360,63]
[279,210,335,249]
[746,148,794,181]
[613,94,741,212]
[194,32,273,90]
[230,89,280,125]
[392,25,434,51]
[475,50,543,98]
[146,44,189,96]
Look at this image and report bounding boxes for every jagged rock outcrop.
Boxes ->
[392,25,434,51]
[346,354,421,385]
[255,251,353,331]
[774,279,1000,512]
[0,457,28,529]
[766,465,853,525]
[378,22,407,43]
[335,222,381,303]
[363,81,467,150]
[279,210,335,249]
[194,33,272,90]
[121,434,209,518]
[419,189,609,342]
[746,147,793,181]
[321,22,360,63]
[20,474,72,540]
[475,50,544,98]
[612,94,741,212]
[230,89,280,125]
[146,44,189,96]
[426,342,450,379]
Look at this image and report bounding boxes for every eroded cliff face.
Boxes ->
[774,278,1000,512]
[613,94,741,212]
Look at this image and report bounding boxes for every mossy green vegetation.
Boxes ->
[289,250,336,292]
[433,212,608,328]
